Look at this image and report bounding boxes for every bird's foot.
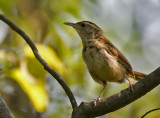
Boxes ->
[129,83,134,93]
[126,75,134,93]
[93,97,102,106]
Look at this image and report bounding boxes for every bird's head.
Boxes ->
[64,21,103,42]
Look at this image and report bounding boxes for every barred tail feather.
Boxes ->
[133,71,147,80]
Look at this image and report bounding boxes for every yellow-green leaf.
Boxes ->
[10,68,48,112]
[24,44,66,76]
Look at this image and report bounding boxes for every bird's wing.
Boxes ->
[100,36,134,76]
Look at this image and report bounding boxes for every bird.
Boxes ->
[64,21,147,105]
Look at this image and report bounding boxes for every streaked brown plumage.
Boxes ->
[64,21,147,104]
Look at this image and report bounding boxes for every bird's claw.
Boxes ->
[129,83,134,93]
[93,97,102,106]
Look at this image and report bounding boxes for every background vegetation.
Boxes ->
[0,0,160,118]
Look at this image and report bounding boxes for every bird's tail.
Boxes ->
[133,71,147,80]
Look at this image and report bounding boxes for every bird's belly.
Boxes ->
[83,48,126,83]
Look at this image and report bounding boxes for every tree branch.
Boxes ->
[0,15,78,109]
[71,67,160,118]
[141,108,160,118]
[0,95,14,118]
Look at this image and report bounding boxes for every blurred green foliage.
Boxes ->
[0,0,160,118]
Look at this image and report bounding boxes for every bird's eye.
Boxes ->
[81,23,85,27]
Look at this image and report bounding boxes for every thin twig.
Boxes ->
[141,108,160,118]
[0,15,78,109]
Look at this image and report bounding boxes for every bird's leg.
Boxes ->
[125,75,134,92]
[93,82,107,106]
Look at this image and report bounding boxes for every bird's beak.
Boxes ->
[64,22,76,27]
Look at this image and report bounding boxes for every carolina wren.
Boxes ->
[64,21,147,105]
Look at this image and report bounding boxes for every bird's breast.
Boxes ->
[82,46,126,83]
